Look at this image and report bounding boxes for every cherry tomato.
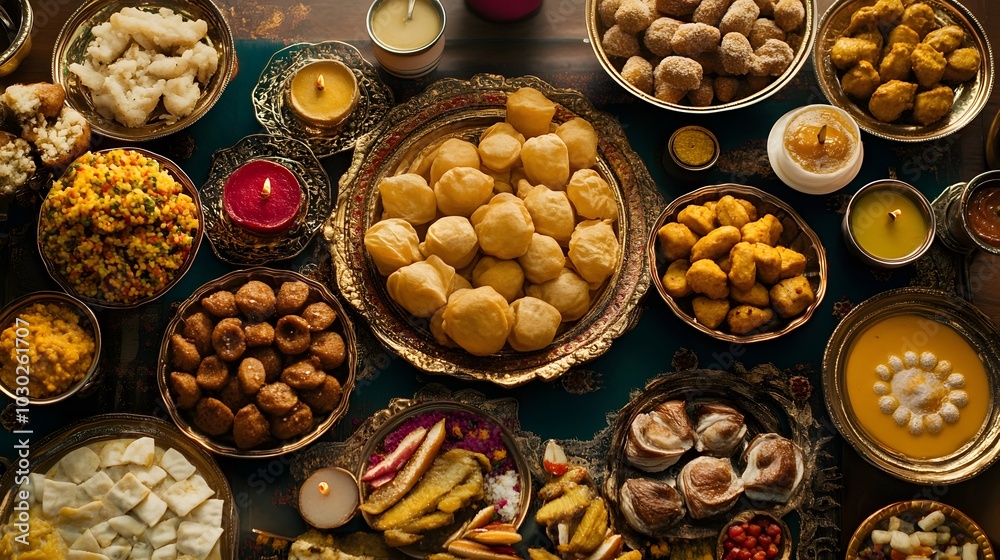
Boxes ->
[759,535,772,548]
[729,525,746,538]
[738,549,753,560]
[744,536,757,550]
[748,524,763,537]
[766,544,780,559]
[753,551,767,560]
[766,524,782,537]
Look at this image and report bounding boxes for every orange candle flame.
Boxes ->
[316,74,325,91]
[261,177,271,199]
[318,481,330,496]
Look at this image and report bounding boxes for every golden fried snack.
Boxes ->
[518,233,566,284]
[776,246,806,278]
[912,85,954,126]
[728,242,756,291]
[201,290,238,318]
[769,276,815,318]
[602,25,641,59]
[923,25,964,54]
[678,204,717,236]
[887,25,920,48]
[773,0,804,32]
[378,173,437,226]
[257,382,299,416]
[212,317,246,362]
[233,404,270,449]
[688,78,715,107]
[692,0,729,26]
[235,281,276,321]
[599,0,623,25]
[170,372,202,410]
[507,297,562,352]
[244,322,275,347]
[300,375,343,414]
[621,56,655,93]
[364,218,423,276]
[686,259,729,300]
[525,268,591,322]
[671,23,721,57]
[717,254,732,274]
[741,214,782,245]
[690,225,741,262]
[645,17,682,57]
[275,281,310,316]
[479,123,525,173]
[656,55,706,92]
[523,185,576,244]
[506,87,556,138]
[714,76,742,102]
[281,360,326,390]
[942,47,980,82]
[831,37,880,71]
[720,32,754,75]
[387,256,455,318]
[556,118,598,171]
[430,138,481,187]
[750,38,794,77]
[182,311,214,357]
[275,315,312,355]
[194,398,235,437]
[310,331,346,370]
[238,357,266,395]
[663,259,693,298]
[471,193,535,259]
[435,167,495,216]
[196,355,229,391]
[420,216,480,269]
[879,43,914,83]
[748,18,784,50]
[752,243,781,284]
[911,43,946,87]
[726,305,773,334]
[692,296,730,329]
[442,286,515,356]
[844,6,877,37]
[247,347,283,382]
[716,195,753,229]
[271,403,313,440]
[655,82,689,104]
[868,80,918,122]
[569,219,620,287]
[745,74,773,95]
[720,0,759,36]
[731,282,770,307]
[217,377,252,414]
[521,134,571,190]
[873,0,903,25]
[302,302,337,331]
[568,169,618,221]
[616,0,657,33]
[753,0,775,16]
[852,27,883,55]
[657,0,700,17]
[901,3,935,38]
[842,60,881,99]
[473,257,526,303]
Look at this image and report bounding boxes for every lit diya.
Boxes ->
[767,104,863,194]
[298,467,360,529]
[843,180,935,267]
[222,160,302,235]
[288,59,359,129]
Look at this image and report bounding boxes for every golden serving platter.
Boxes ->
[822,287,1000,484]
[846,501,996,560]
[331,73,664,387]
[648,184,827,343]
[814,0,994,142]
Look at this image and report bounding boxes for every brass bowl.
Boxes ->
[332,73,664,386]
[51,0,237,141]
[648,184,827,343]
[36,148,203,309]
[584,0,816,113]
[0,413,238,558]
[846,500,995,560]
[822,288,1000,484]
[0,0,32,77]
[355,400,532,558]
[0,291,101,405]
[814,0,994,142]
[157,267,357,458]
[718,511,792,560]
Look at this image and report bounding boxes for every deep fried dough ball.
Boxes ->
[752,0,775,16]
[776,246,806,278]
[678,204,717,236]
[275,315,312,355]
[887,25,920,49]
[663,259,693,298]
[300,375,343,414]
[687,78,715,106]
[692,296,730,329]
[212,317,246,361]
[196,355,230,391]
[728,242,757,291]
[276,281,310,316]
[686,259,729,300]
[773,0,804,32]
[182,311,214,356]
[655,56,704,91]
[693,0,731,26]
[750,38,794,76]
[233,404,270,449]
[831,37,879,71]
[217,377,252,414]
[901,3,935,39]
[873,0,903,25]
[244,322,275,347]
[911,43,946,87]
[621,56,654,93]
[842,60,881,99]
[741,214,782,245]
[720,32,753,75]
[200,290,238,318]
[869,80,918,122]
[716,196,753,229]
[194,398,235,436]
[720,0,760,36]
[923,25,964,54]
[912,85,955,126]
[169,372,201,409]
[238,357,267,394]
[671,23,721,57]
[256,382,298,416]
[655,82,689,103]
[727,305,774,334]
[246,346,283,382]
[235,281,277,321]
[309,331,347,370]
[658,222,699,261]
[844,6,878,37]
[271,403,314,440]
[691,226,741,262]
[602,25,640,59]
[752,243,782,284]
[645,17,682,57]
[943,48,980,82]
[731,282,770,307]
[690,51,728,76]
[281,359,326,390]
[302,302,337,331]
[770,276,815,318]
[599,0,622,26]
[170,334,201,373]
[879,43,914,83]
[615,0,656,33]
[656,0,700,17]
[747,18,784,50]
[714,76,742,102]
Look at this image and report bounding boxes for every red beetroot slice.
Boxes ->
[361,426,428,482]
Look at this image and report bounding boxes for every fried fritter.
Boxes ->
[310,331,347,370]
[741,214,782,246]
[671,23,721,58]
[879,43,915,83]
[656,0,700,17]
[770,275,815,318]
[302,302,337,331]
[182,311,214,356]
[942,47,980,82]
[901,3,935,38]
[602,25,640,58]
[257,382,299,416]
[212,317,246,361]
[243,322,275,347]
[831,37,880,71]
[645,17,682,57]
[716,195,753,229]
[235,280,277,321]
[731,282,770,307]
[299,375,343,414]
[194,398,235,436]
[714,76,742,102]
[728,241,756,291]
[912,85,954,126]
[842,60,881,99]
[217,377,252,414]
[238,357,266,395]
[726,305,774,334]
[281,360,326,390]
[276,280,311,315]
[169,372,201,409]
[869,79,918,122]
[750,38,794,76]
[677,204,717,236]
[170,334,201,373]
[688,77,715,106]
[271,403,314,440]
[691,0,731,26]
[844,6,877,37]
[776,246,807,278]
[887,25,920,48]
[658,222,699,261]
[196,355,229,391]
[615,0,656,34]
[663,259,693,298]
[200,290,238,318]
[748,18,785,50]
[690,225,741,262]
[686,259,730,300]
[720,32,753,75]
[873,0,904,25]
[247,346,283,382]
[719,0,759,37]
[773,0,804,32]
[621,56,654,94]
[923,25,964,54]
[692,296,730,329]
[752,243,782,284]
[911,43,946,87]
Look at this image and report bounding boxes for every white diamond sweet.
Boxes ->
[875,351,968,435]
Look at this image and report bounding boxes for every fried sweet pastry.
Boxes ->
[430,138,481,186]
[720,0,759,36]
[569,219,620,287]
[299,375,343,414]
[690,79,716,107]
[237,357,266,395]
[473,257,525,303]
[364,218,424,276]
[772,0,804,32]
[655,81,689,103]
[435,167,495,217]
[752,243,781,284]
[645,17,682,57]
[472,193,535,259]
[518,233,567,284]
[720,32,754,75]
[943,47,980,83]
[196,355,229,391]
[677,456,744,519]
[170,333,201,373]
[247,346,283,382]
[692,296,730,328]
[212,317,246,362]
[310,331,346,370]
[869,79,918,122]
[271,403,314,440]
[714,76,742,102]
[748,18,784,49]
[727,304,773,334]
[686,259,730,300]
[616,0,656,33]
[602,24,641,58]
[556,118,599,171]
[273,281,310,316]
[170,372,202,409]
[218,376,252,413]
[911,43,946,87]
[769,275,815,319]
[507,297,562,352]
[831,37,880,71]
[842,60,881,99]
[741,433,804,502]
[663,259,693,298]
[568,169,619,221]
[387,255,456,318]
[693,403,747,456]
[194,397,235,436]
[526,268,591,322]
[671,23,720,58]
[658,222,700,261]
[281,359,326,390]
[506,87,556,138]
[878,43,914,83]
[901,3,935,38]
[619,478,685,535]
[256,382,299,416]
[235,281,277,321]
[749,38,794,77]
[233,404,270,449]
[621,55,655,92]
[200,290,238,318]
[244,322,275,347]
[655,56,704,91]
[691,225,741,262]
[523,185,576,244]
[678,204,717,236]
[692,0,728,26]
[302,302,337,331]
[182,311,214,356]
[441,286,515,356]
[626,400,695,471]
[378,173,437,226]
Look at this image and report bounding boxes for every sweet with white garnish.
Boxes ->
[874,351,968,435]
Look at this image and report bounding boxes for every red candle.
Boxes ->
[223,160,302,235]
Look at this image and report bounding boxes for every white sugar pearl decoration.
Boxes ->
[876,364,892,381]
[874,381,890,395]
[941,402,960,423]
[934,360,953,375]
[889,355,904,371]
[920,352,937,370]
[904,351,918,368]
[909,414,925,435]
[949,390,969,408]
[893,406,911,426]
[945,373,965,389]
[879,396,899,414]
[924,413,943,434]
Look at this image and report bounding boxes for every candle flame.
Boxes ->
[316,74,325,91]
[261,178,271,199]
[318,481,330,496]
[817,125,828,145]
[889,209,902,221]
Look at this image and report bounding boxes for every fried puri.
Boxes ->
[233,404,270,449]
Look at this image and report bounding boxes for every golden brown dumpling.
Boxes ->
[378,173,437,226]
[442,286,515,356]
[518,233,566,284]
[472,257,525,303]
[568,219,620,287]
[507,297,562,352]
[430,307,458,348]
[567,169,619,221]
[526,268,591,322]
[386,255,455,318]
[521,133,571,190]
[506,87,556,138]
[471,193,535,259]
[556,118,598,170]
[449,274,473,296]
[430,138,481,186]
[364,218,423,276]
[522,184,577,245]
[420,216,479,269]
[479,122,525,172]
[434,166,495,217]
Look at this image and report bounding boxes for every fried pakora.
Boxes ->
[872,0,903,25]
[868,79,917,122]
[686,259,730,300]
[663,259,693,298]
[886,25,920,48]
[923,25,964,54]
[911,42,946,87]
[912,85,954,126]
[770,276,815,319]
[831,37,880,71]
[901,3,935,38]
[878,43,914,83]
[726,305,773,334]
[692,296,730,329]
[841,60,881,99]
[942,47,980,82]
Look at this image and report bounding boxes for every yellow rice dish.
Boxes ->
[0,511,67,560]
[38,149,199,304]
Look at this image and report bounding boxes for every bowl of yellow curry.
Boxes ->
[0,291,101,405]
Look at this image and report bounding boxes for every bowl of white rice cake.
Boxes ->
[50,0,237,141]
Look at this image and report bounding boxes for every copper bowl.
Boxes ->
[846,501,995,560]
[0,0,32,77]
[718,511,793,560]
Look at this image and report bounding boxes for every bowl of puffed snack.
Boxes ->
[648,184,827,342]
[814,0,993,141]
[586,0,815,112]
[51,0,237,141]
[157,268,357,458]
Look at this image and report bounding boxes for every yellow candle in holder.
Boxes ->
[288,60,359,129]
[298,467,360,529]
[849,188,929,260]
